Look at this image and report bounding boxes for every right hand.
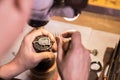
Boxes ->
[56,30,91,80]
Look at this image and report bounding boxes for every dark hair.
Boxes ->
[65,0,88,12]
[53,0,64,7]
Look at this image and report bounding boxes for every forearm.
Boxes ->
[0,59,26,80]
[63,75,89,80]
[60,70,89,80]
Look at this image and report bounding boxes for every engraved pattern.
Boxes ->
[32,36,52,52]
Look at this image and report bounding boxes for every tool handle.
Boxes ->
[32,36,55,72]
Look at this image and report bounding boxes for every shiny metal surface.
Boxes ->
[32,36,53,52]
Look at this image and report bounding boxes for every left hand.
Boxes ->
[15,28,57,70]
[0,28,57,79]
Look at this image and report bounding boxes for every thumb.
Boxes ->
[71,31,82,49]
[56,36,63,62]
[35,52,54,62]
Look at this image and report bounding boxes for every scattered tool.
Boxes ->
[89,49,98,56]
[98,47,114,80]
[89,61,102,80]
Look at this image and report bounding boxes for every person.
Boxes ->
[0,0,91,80]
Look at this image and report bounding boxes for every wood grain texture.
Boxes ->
[52,11,120,34]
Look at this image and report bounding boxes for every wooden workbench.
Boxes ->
[52,11,120,34]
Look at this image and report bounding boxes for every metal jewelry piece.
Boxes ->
[90,61,102,72]
[32,36,53,52]
[89,49,98,56]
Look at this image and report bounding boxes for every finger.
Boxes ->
[62,30,82,49]
[29,28,56,43]
[41,29,56,43]
[35,52,54,62]
[71,31,82,49]
[56,36,63,61]
[25,28,57,51]
[23,28,42,48]
[25,28,43,43]
[63,40,71,53]
[40,29,57,51]
[62,30,77,38]
[52,41,57,52]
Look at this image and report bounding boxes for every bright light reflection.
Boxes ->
[64,14,80,21]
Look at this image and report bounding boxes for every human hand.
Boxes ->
[0,0,32,55]
[0,28,57,79]
[56,30,91,80]
[15,28,57,69]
